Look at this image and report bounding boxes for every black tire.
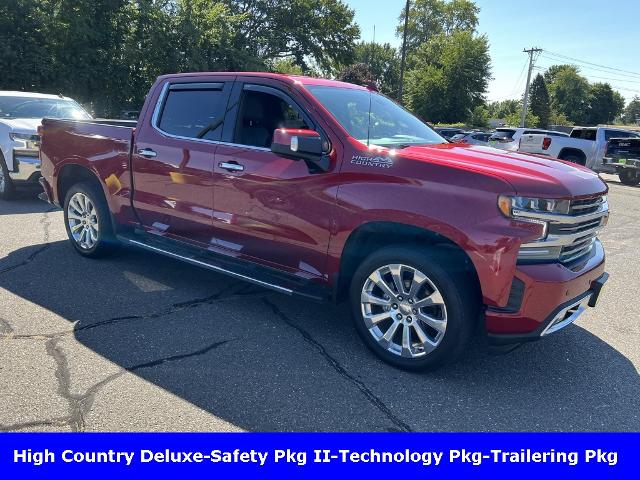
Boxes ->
[63,182,118,258]
[0,154,15,200]
[561,154,585,165]
[619,169,640,186]
[349,246,479,371]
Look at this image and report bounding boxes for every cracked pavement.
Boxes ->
[0,175,638,432]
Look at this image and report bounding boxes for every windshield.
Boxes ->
[0,97,91,120]
[306,86,445,148]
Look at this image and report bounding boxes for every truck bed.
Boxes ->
[39,117,136,220]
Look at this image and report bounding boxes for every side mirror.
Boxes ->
[271,129,329,164]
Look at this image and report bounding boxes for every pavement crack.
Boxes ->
[263,298,413,432]
[0,316,14,334]
[0,418,70,432]
[45,337,85,431]
[0,207,55,275]
[1,286,267,341]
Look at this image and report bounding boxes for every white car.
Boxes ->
[518,126,640,172]
[488,127,569,151]
[0,91,91,200]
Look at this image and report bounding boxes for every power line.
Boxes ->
[538,54,640,79]
[542,50,640,78]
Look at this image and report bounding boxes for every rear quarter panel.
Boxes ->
[40,119,135,223]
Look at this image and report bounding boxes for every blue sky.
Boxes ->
[345,0,640,103]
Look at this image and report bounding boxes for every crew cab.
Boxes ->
[0,91,91,199]
[518,126,640,173]
[38,73,609,370]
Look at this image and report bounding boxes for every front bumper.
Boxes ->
[8,149,41,183]
[486,240,607,344]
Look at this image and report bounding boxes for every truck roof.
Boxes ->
[156,72,368,90]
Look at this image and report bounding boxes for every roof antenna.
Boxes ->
[58,93,64,98]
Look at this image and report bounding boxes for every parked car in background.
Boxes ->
[450,131,492,146]
[518,126,640,172]
[434,126,466,140]
[603,136,640,185]
[0,91,91,199]
[120,110,140,120]
[489,127,569,151]
[39,72,609,371]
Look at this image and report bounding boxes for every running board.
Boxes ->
[116,234,330,302]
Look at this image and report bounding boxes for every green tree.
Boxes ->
[505,110,538,128]
[587,83,623,125]
[545,64,590,124]
[337,63,375,87]
[397,0,479,54]
[528,73,550,128]
[623,96,640,125]
[549,110,571,126]
[222,0,359,74]
[404,30,491,123]
[353,42,400,97]
[487,99,520,119]
[469,105,489,128]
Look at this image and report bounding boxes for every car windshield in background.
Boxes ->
[306,86,445,148]
[0,97,91,120]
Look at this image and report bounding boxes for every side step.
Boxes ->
[116,233,331,302]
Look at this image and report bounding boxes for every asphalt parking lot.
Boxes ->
[0,174,638,432]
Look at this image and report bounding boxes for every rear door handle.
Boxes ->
[219,161,244,172]
[137,148,157,158]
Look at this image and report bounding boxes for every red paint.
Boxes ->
[39,72,608,338]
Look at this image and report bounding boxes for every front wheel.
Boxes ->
[0,155,15,200]
[64,182,118,258]
[350,246,479,371]
[619,169,640,186]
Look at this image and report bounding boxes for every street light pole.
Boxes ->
[398,0,410,104]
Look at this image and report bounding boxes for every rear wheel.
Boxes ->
[63,182,118,258]
[0,154,15,200]
[350,246,479,371]
[619,169,640,186]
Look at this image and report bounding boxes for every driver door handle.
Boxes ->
[137,148,157,158]
[219,161,245,172]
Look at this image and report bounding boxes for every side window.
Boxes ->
[234,89,309,148]
[158,83,229,141]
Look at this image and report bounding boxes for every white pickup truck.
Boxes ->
[0,91,91,200]
[518,126,640,173]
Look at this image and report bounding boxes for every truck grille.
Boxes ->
[519,194,608,264]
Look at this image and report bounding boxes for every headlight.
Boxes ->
[498,195,570,217]
[10,132,40,149]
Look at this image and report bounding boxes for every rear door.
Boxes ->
[131,77,234,246]
[210,79,337,279]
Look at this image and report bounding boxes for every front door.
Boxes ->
[211,81,337,279]
[132,77,233,246]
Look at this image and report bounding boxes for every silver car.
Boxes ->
[450,131,492,146]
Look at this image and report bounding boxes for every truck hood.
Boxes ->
[401,143,607,198]
[0,118,42,133]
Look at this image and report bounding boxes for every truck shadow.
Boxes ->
[0,239,638,431]
[0,189,52,216]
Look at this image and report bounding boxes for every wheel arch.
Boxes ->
[57,163,104,206]
[334,221,481,304]
[558,148,586,164]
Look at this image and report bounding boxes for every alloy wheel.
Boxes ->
[360,263,448,358]
[67,192,99,250]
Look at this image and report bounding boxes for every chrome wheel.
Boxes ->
[361,264,447,358]
[67,192,99,250]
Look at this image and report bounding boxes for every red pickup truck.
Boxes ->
[38,72,609,370]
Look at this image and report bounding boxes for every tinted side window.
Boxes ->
[234,90,309,148]
[158,85,229,141]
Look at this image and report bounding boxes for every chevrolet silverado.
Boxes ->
[38,73,609,370]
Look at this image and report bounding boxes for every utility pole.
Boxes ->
[398,0,410,104]
[520,47,542,127]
